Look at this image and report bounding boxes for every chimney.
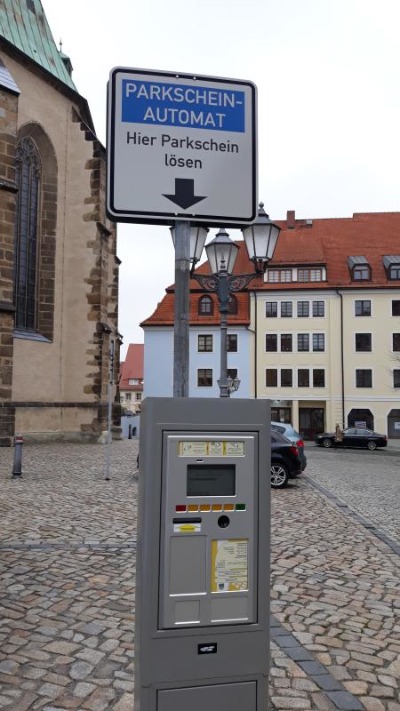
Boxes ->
[287,210,295,229]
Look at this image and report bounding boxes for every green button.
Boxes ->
[235,503,246,511]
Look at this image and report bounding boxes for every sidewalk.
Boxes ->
[0,441,399,710]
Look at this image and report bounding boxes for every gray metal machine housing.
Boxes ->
[135,397,270,710]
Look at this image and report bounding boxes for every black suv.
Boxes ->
[271,431,302,488]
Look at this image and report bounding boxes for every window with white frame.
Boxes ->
[313,369,325,387]
[281,369,293,387]
[227,334,238,352]
[266,369,278,386]
[297,333,310,351]
[297,301,310,317]
[356,369,372,388]
[298,268,323,282]
[198,334,213,352]
[265,334,278,351]
[280,334,292,352]
[312,333,325,351]
[355,333,372,352]
[197,369,213,387]
[355,300,371,316]
[298,369,309,387]
[280,301,293,317]
[312,300,325,317]
[266,301,277,317]
[267,269,292,283]
[393,334,400,352]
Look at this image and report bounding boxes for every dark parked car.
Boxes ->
[314,427,388,451]
[271,421,307,471]
[271,431,303,488]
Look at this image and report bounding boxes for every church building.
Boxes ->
[0,0,120,445]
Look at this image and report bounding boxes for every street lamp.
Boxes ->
[170,224,209,273]
[193,203,281,398]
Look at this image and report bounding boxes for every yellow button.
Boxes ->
[187,504,199,512]
[200,504,211,512]
[211,504,223,511]
[223,504,235,511]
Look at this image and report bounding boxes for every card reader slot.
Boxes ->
[172,517,202,524]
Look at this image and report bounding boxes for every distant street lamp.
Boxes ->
[192,203,281,398]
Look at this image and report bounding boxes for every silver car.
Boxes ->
[271,422,307,471]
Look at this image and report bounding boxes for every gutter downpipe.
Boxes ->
[336,289,345,427]
[246,292,257,398]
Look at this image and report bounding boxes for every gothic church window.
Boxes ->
[14,137,41,330]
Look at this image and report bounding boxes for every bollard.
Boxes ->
[12,434,23,478]
[128,424,132,439]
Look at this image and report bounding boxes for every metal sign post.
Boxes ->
[104,339,115,481]
[173,220,190,398]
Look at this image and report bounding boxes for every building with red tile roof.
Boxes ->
[142,211,400,438]
[119,344,144,413]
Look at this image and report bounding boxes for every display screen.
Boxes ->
[187,464,236,497]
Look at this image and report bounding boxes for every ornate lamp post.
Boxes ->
[170,223,208,397]
[192,203,281,398]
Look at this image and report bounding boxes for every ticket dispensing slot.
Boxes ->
[159,434,257,630]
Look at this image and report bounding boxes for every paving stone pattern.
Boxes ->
[0,441,399,710]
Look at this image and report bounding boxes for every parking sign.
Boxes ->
[106,68,257,225]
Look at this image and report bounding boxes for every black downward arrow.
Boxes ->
[163,179,206,210]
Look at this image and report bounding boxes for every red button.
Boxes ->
[175,505,186,512]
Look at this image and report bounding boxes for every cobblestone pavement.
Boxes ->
[0,440,399,710]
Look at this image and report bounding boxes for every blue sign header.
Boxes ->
[121,79,245,132]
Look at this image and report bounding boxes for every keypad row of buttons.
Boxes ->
[175,503,246,512]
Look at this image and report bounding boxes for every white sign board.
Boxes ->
[106,68,257,225]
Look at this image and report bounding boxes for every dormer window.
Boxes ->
[383,255,400,280]
[198,295,213,315]
[348,256,371,281]
[228,295,238,314]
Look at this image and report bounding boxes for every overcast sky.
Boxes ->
[43,0,400,357]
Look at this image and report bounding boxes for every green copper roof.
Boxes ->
[0,0,77,91]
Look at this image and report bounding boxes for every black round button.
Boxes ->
[218,515,230,528]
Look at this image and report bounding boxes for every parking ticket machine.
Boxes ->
[135,397,270,711]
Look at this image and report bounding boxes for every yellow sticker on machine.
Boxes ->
[178,441,245,456]
[211,539,249,592]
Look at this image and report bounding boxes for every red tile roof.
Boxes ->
[141,212,400,327]
[120,343,144,391]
